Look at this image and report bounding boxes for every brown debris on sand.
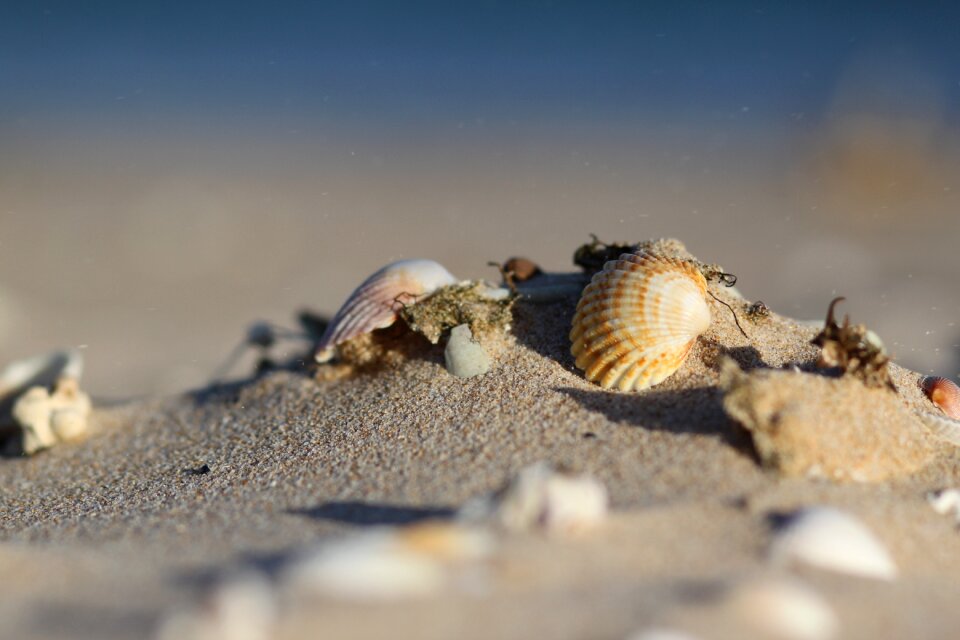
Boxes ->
[811,297,895,390]
[720,359,936,482]
[398,282,514,345]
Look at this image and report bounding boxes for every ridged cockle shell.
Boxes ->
[315,259,457,363]
[570,252,710,391]
[922,376,960,420]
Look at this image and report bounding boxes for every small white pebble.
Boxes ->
[927,489,960,524]
[444,324,490,378]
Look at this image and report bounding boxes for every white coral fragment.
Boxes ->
[155,573,276,640]
[462,462,609,536]
[726,577,839,640]
[14,376,92,454]
[927,488,960,525]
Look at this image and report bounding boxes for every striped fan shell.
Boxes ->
[569,253,710,391]
[315,259,457,363]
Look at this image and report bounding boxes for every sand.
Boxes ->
[2,240,960,640]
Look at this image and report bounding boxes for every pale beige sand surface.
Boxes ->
[2,248,960,639]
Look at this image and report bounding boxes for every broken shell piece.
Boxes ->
[726,577,839,640]
[13,387,56,454]
[14,376,93,454]
[314,259,458,363]
[570,252,711,391]
[927,488,960,525]
[283,522,492,601]
[461,463,609,536]
[770,507,897,581]
[0,350,84,430]
[444,324,490,378]
[156,572,276,640]
[922,376,960,420]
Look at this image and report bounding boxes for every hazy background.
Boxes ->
[1,1,959,397]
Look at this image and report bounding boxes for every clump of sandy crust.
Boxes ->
[399,282,514,345]
[720,359,937,482]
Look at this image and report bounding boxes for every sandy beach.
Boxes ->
[3,5,960,639]
[3,238,960,640]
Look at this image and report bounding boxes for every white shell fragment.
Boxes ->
[283,522,493,601]
[444,324,490,378]
[156,572,276,640]
[314,259,458,363]
[461,462,609,536]
[726,577,839,640]
[570,252,710,391]
[770,507,897,581]
[927,488,960,525]
[14,376,92,455]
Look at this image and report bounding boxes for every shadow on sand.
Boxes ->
[289,501,455,526]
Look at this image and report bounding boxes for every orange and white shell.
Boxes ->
[923,376,960,420]
[314,259,457,363]
[570,252,710,391]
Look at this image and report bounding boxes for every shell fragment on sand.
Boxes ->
[927,488,960,525]
[14,376,93,454]
[720,360,936,482]
[282,522,493,601]
[770,507,897,581]
[460,462,609,536]
[314,259,458,363]
[156,573,276,640]
[570,252,710,392]
[444,324,490,378]
[725,577,839,640]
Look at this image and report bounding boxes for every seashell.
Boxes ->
[156,572,276,640]
[922,376,960,420]
[770,507,897,580]
[726,577,839,640]
[927,488,960,524]
[314,259,458,363]
[13,376,92,454]
[570,252,710,391]
[460,462,609,536]
[283,522,492,601]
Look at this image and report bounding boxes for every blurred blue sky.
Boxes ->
[2,1,958,130]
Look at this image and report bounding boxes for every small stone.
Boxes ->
[460,462,609,536]
[444,324,490,378]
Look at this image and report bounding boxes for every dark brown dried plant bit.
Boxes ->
[573,234,637,273]
[811,297,895,391]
